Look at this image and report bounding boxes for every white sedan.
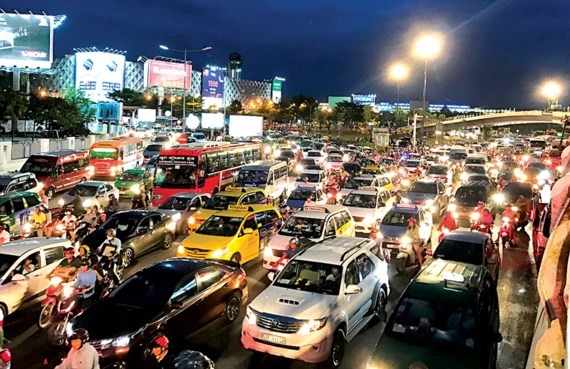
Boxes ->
[62,181,119,210]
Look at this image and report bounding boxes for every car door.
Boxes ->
[17,251,44,301]
[133,217,155,255]
[342,260,367,331]
[240,215,259,261]
[195,267,232,325]
[149,214,166,247]
[165,273,202,335]
[0,260,29,313]
[355,253,376,314]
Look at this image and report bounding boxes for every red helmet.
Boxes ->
[0,349,11,364]
[407,217,416,225]
[64,247,75,255]
[477,201,485,207]
[153,335,169,349]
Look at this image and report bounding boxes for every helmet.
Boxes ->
[0,349,11,364]
[80,259,90,267]
[152,335,169,348]
[106,229,116,237]
[79,245,90,254]
[477,201,485,206]
[64,247,75,255]
[407,217,417,225]
[289,237,298,244]
[69,328,89,343]
[39,190,45,196]
[370,227,379,234]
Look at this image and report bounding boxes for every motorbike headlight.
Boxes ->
[166,221,177,232]
[275,150,281,157]
[490,169,499,176]
[448,203,457,212]
[130,184,140,194]
[63,286,74,298]
[23,222,32,233]
[522,155,530,162]
[66,322,74,337]
[298,317,328,334]
[326,163,332,169]
[37,182,44,190]
[263,247,273,258]
[429,205,437,213]
[557,165,564,172]
[452,212,459,218]
[336,193,342,200]
[112,335,131,348]
[470,212,480,221]
[401,198,411,204]
[82,199,93,208]
[295,164,303,172]
[177,245,185,256]
[539,171,550,181]
[387,171,396,178]
[519,174,527,181]
[50,276,63,286]
[171,213,181,222]
[460,173,469,181]
[264,146,271,154]
[58,199,65,207]
[425,199,434,207]
[502,216,510,222]
[401,179,410,187]
[211,247,228,258]
[246,306,258,325]
[56,224,65,232]
[492,193,505,204]
[512,206,518,212]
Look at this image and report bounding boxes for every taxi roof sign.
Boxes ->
[443,272,465,283]
[225,187,247,192]
[303,206,328,213]
[227,205,251,211]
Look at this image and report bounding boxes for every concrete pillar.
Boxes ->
[66,137,75,150]
[12,70,20,91]
[0,142,12,164]
[39,139,50,153]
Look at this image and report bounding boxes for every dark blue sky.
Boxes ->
[3,0,570,108]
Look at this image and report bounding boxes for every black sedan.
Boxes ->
[82,210,176,267]
[69,258,248,368]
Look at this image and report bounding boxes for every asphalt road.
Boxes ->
[6,188,538,369]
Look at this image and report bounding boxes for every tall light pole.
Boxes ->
[413,33,442,138]
[540,80,562,132]
[388,63,409,105]
[159,45,212,127]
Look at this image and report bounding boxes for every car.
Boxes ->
[305,150,325,165]
[461,164,487,183]
[343,187,392,234]
[62,181,119,210]
[156,192,211,234]
[450,181,496,222]
[0,192,43,237]
[286,186,325,212]
[367,258,501,369]
[324,153,344,171]
[379,157,395,167]
[377,204,432,252]
[402,179,449,218]
[294,169,326,192]
[82,210,177,267]
[187,187,268,233]
[263,205,355,271]
[401,159,426,176]
[294,158,319,174]
[426,164,451,185]
[277,148,296,163]
[143,143,166,161]
[243,236,390,367]
[341,162,362,177]
[69,258,248,368]
[424,154,439,166]
[114,169,152,198]
[0,172,42,196]
[0,238,70,316]
[178,204,282,264]
[432,230,500,282]
[340,175,384,198]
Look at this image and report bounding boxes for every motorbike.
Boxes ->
[38,276,74,329]
[47,285,86,346]
[395,236,426,275]
[499,216,517,248]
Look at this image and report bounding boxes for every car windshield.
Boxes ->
[102,216,140,237]
[433,239,484,265]
[281,151,295,158]
[527,162,546,170]
[382,210,418,226]
[274,259,341,295]
[196,215,243,237]
[296,173,320,183]
[289,189,316,201]
[345,178,373,189]
[159,196,193,211]
[503,161,518,170]
[154,137,170,143]
[328,156,342,163]
[155,166,196,188]
[90,148,118,160]
[455,187,486,206]
[108,270,178,309]
[68,185,98,197]
[236,170,269,186]
[387,296,476,350]
[468,175,489,183]
[145,144,163,152]
[450,152,467,160]
[406,160,421,168]
[465,166,486,174]
[0,254,18,277]
[465,158,485,165]
[21,160,54,176]
[307,152,321,157]
[118,172,143,182]
[202,195,239,210]
[279,216,324,238]
[409,182,437,194]
[427,166,447,175]
[343,193,376,208]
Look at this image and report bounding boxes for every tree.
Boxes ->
[0,89,28,134]
[62,87,95,126]
[334,101,364,129]
[226,99,243,116]
[107,88,145,106]
[27,95,81,132]
[186,95,204,115]
[482,126,493,141]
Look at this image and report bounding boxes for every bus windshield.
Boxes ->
[21,160,54,176]
[236,170,269,186]
[155,167,196,188]
[90,148,118,160]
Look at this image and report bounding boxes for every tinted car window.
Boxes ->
[171,275,198,304]
[25,195,40,207]
[44,247,64,265]
[12,198,25,212]
[434,239,484,265]
[197,268,226,291]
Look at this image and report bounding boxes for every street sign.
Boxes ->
[177,134,189,144]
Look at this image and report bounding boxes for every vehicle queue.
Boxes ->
[0,130,555,369]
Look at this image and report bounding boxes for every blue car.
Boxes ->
[286,186,324,212]
[377,204,433,253]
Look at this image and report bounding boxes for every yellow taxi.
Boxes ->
[178,204,282,264]
[187,187,267,233]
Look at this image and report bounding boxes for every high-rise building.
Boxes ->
[228,53,243,80]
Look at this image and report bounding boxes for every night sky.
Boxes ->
[2,0,570,108]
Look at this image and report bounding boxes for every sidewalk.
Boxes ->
[0,159,26,173]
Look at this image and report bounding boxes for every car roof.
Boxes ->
[389,204,421,214]
[122,168,145,173]
[298,170,322,175]
[216,187,263,196]
[0,172,33,180]
[144,258,211,276]
[349,187,384,195]
[0,191,37,200]
[295,236,374,264]
[465,164,486,167]
[168,192,201,199]
[443,230,487,243]
[292,205,345,219]
[242,160,286,171]
[0,238,71,256]
[215,205,277,218]
[78,181,108,187]
[412,178,438,184]
[111,210,159,219]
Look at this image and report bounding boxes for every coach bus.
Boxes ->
[89,137,144,177]
[152,142,262,206]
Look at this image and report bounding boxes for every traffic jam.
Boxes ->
[0,130,554,368]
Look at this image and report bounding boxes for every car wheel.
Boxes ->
[123,248,134,268]
[326,329,346,368]
[230,253,241,264]
[46,187,55,199]
[162,232,173,249]
[224,293,242,323]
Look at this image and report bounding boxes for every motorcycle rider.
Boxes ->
[99,229,122,256]
[104,194,120,218]
[52,247,81,279]
[55,328,99,369]
[144,335,175,369]
[0,224,10,245]
[404,217,423,268]
[276,237,302,269]
[65,192,85,217]
[31,206,47,237]
[438,211,458,232]
[38,189,49,206]
[74,260,98,310]
[59,210,77,242]
[79,245,99,269]
[132,182,148,210]
[501,204,518,243]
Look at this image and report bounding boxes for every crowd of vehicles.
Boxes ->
[0,131,558,368]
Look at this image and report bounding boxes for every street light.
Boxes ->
[159,44,213,126]
[540,81,562,110]
[413,32,443,138]
[388,63,409,105]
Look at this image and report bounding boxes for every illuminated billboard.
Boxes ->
[229,115,263,138]
[0,13,53,69]
[144,60,192,89]
[352,94,376,105]
[202,68,224,109]
[272,79,283,103]
[201,113,224,129]
[75,52,125,102]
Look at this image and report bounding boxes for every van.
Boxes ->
[20,150,92,198]
[235,161,289,202]
[0,192,43,237]
[0,172,41,196]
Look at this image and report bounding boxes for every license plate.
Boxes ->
[261,333,286,344]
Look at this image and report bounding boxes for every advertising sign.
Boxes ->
[137,109,156,123]
[158,155,197,167]
[96,102,122,121]
[328,96,351,107]
[144,60,192,89]
[229,115,263,138]
[201,113,224,129]
[201,68,224,109]
[0,13,53,69]
[75,52,125,102]
[272,79,283,103]
[352,94,377,105]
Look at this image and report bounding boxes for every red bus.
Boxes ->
[152,142,262,206]
[89,137,144,177]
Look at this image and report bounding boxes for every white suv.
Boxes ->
[343,187,392,234]
[242,236,390,367]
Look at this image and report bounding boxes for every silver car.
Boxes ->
[62,181,119,210]
[155,193,210,233]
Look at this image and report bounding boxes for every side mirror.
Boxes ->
[426,249,433,256]
[169,300,184,310]
[267,272,275,282]
[492,331,503,343]
[136,226,149,235]
[326,230,335,237]
[257,223,262,229]
[345,284,362,295]
[243,228,254,235]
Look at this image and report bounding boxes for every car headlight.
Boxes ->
[58,199,65,206]
[246,306,258,325]
[295,164,303,172]
[460,173,469,181]
[401,179,410,187]
[171,213,181,222]
[112,335,131,347]
[387,171,396,178]
[82,199,93,208]
[298,317,327,334]
[448,203,457,212]
[518,174,527,181]
[539,171,550,180]
[166,221,177,232]
[470,212,480,221]
[211,247,228,258]
[401,198,411,204]
[492,193,505,204]
[130,184,140,194]
[275,150,281,157]
[110,166,117,173]
[326,163,332,169]
[557,165,564,172]
[425,199,434,207]
[364,216,375,224]
[429,205,437,213]
[263,247,273,258]
[66,322,74,337]
[512,206,518,212]
[522,155,530,162]
[490,169,499,176]
[50,276,63,286]
[177,245,185,256]
[37,182,44,190]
